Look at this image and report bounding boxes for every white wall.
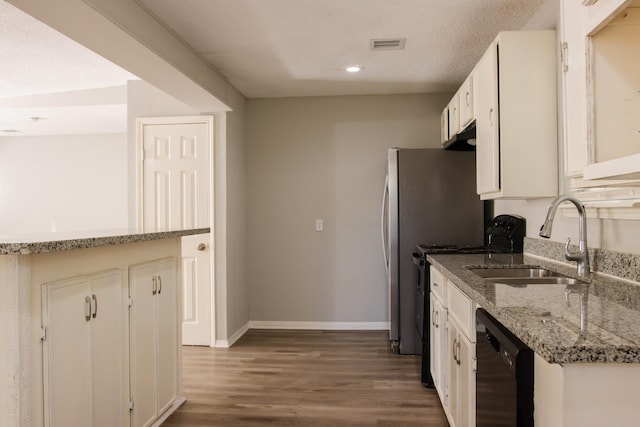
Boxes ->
[0,133,127,235]
[246,93,450,324]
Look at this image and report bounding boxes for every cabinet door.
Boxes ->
[458,334,475,427]
[90,271,123,427]
[441,108,449,143]
[459,75,474,129]
[130,258,178,427]
[448,95,460,137]
[447,322,461,427]
[561,0,589,177]
[43,271,123,427]
[156,258,178,414]
[44,277,92,427]
[430,293,447,405]
[475,42,500,195]
[130,262,158,427]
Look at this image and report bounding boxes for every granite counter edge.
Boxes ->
[0,228,210,255]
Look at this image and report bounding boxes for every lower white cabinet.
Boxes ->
[129,258,179,427]
[429,291,448,405]
[447,315,475,427]
[42,270,124,427]
[430,265,477,427]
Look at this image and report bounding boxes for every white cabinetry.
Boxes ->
[129,258,179,427]
[430,266,476,427]
[446,281,476,427]
[459,75,474,131]
[429,267,448,405]
[474,31,558,200]
[561,0,640,184]
[441,108,450,144]
[42,270,124,427]
[448,94,460,138]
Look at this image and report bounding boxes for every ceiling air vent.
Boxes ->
[370,38,406,50]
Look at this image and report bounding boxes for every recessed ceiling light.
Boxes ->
[346,65,363,73]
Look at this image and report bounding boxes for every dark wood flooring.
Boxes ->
[163,329,449,426]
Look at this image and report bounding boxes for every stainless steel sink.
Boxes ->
[468,267,562,279]
[467,266,587,286]
[488,277,585,286]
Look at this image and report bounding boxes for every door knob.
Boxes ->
[197,243,206,251]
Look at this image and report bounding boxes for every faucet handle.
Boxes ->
[565,238,581,262]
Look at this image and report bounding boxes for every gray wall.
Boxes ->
[216,89,249,341]
[246,93,450,324]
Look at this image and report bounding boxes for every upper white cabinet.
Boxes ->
[458,75,474,130]
[562,0,640,184]
[475,31,558,200]
[448,94,461,138]
[441,108,450,144]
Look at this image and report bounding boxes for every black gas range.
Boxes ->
[413,214,526,387]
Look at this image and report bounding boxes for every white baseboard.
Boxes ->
[213,321,390,348]
[248,321,390,331]
[152,396,186,427]
[214,320,250,348]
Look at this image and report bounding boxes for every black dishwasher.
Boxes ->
[475,308,534,427]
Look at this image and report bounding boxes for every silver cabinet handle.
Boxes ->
[152,276,157,295]
[85,296,91,321]
[157,276,162,295]
[197,243,206,251]
[92,294,97,319]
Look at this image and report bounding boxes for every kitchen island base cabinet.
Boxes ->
[42,270,124,427]
[4,232,195,427]
[535,354,640,427]
[130,258,180,427]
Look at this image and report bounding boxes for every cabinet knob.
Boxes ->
[197,243,206,251]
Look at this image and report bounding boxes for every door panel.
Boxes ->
[142,122,209,231]
[181,233,211,345]
[140,117,213,346]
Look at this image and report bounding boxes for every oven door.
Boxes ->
[412,252,426,339]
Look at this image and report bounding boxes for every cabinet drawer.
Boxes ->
[430,266,447,304]
[447,283,475,342]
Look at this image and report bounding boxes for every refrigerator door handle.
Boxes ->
[381,173,390,274]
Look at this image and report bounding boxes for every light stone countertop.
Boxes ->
[0,228,210,255]
[427,252,640,364]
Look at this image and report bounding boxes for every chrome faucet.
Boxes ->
[539,195,591,276]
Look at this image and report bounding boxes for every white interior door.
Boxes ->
[139,116,213,346]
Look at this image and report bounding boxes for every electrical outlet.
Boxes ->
[315,219,324,232]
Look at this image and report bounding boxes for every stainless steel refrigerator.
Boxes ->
[382,148,486,355]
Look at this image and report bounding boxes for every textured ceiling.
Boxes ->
[0,0,138,135]
[136,0,545,98]
[0,0,545,135]
[0,1,137,97]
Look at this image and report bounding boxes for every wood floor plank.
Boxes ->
[163,330,449,426]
